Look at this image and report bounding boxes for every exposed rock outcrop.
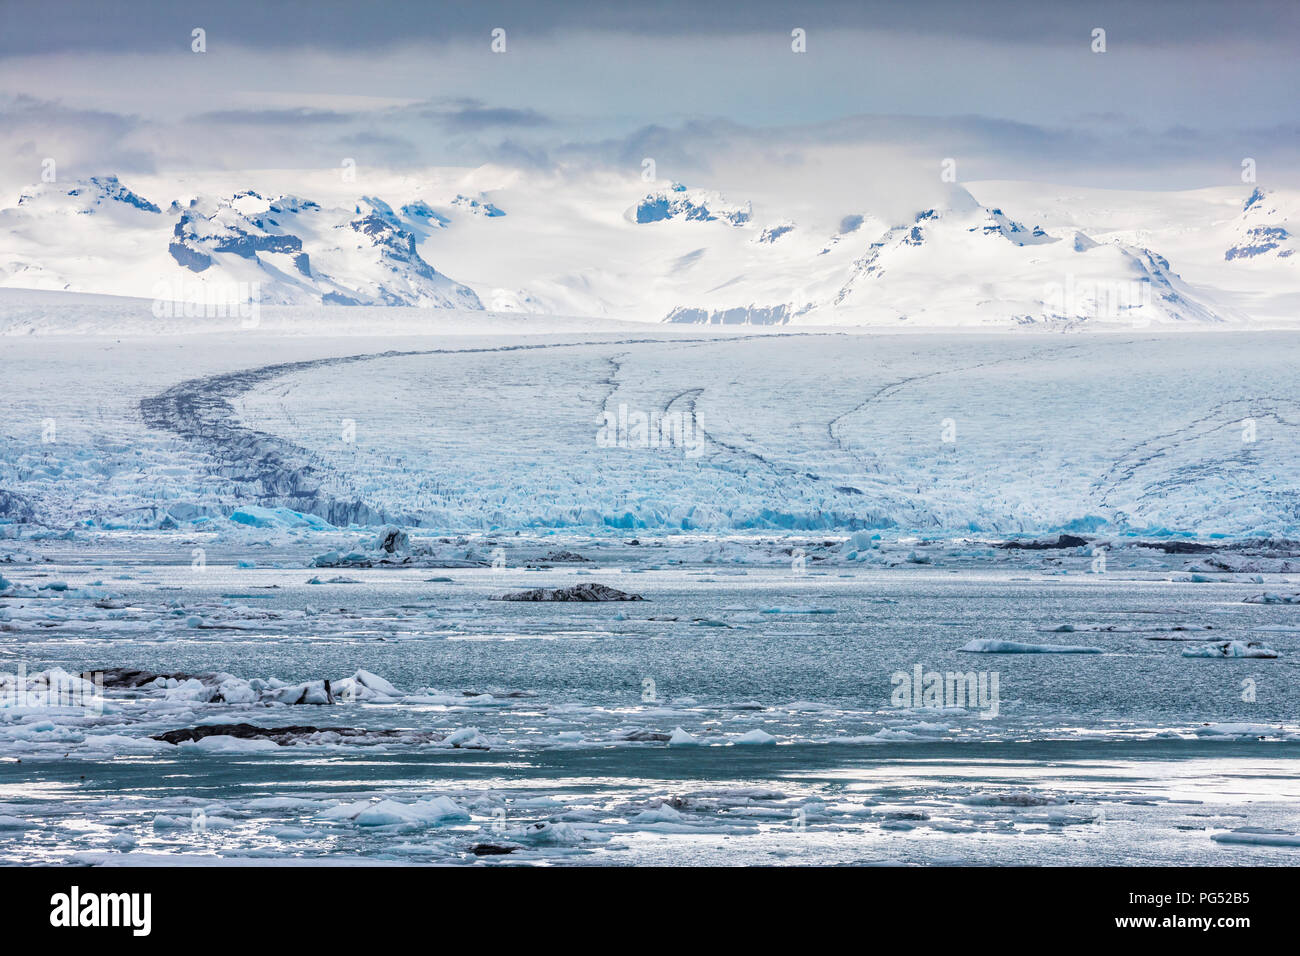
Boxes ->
[498,583,644,602]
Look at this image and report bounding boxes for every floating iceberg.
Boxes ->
[1182,641,1278,659]
[960,639,1103,654]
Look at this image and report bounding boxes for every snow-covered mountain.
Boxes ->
[966,180,1300,327]
[820,195,1229,327]
[0,170,1295,328]
[165,190,481,308]
[605,180,1280,327]
[0,177,482,309]
[629,183,752,226]
[1226,187,1296,262]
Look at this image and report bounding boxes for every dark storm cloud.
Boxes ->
[3,0,1297,56]
[488,138,554,169]
[551,111,1300,189]
[4,84,1296,191]
[2,1,1297,191]
[441,107,553,132]
[187,102,553,135]
[0,95,154,185]
[0,94,140,136]
[559,120,749,172]
[333,130,423,165]
[192,107,356,126]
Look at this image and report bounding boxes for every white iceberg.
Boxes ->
[1182,641,1278,658]
[960,639,1102,654]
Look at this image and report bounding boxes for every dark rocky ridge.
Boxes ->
[498,583,644,602]
[152,722,449,746]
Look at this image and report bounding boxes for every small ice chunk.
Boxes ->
[633,804,684,824]
[961,639,1102,654]
[1243,592,1300,604]
[352,669,400,696]
[354,797,468,827]
[1182,641,1278,659]
[1213,828,1300,847]
[442,727,492,749]
[508,821,591,845]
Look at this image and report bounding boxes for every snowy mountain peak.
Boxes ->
[337,204,481,308]
[450,194,506,217]
[824,194,1232,327]
[6,181,483,309]
[1225,187,1294,261]
[756,222,795,244]
[978,207,1057,246]
[399,200,450,229]
[17,175,161,215]
[169,194,306,274]
[631,186,751,226]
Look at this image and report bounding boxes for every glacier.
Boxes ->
[3,317,1294,537]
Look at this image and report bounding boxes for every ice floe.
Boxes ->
[1181,641,1279,659]
[960,639,1103,654]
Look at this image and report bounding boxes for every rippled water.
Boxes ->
[2,562,1298,865]
[16,564,1300,733]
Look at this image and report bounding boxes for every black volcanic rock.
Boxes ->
[497,583,644,602]
[152,722,444,746]
[469,843,518,855]
[994,534,1090,550]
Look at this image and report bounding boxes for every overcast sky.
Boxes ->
[2,0,1297,194]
